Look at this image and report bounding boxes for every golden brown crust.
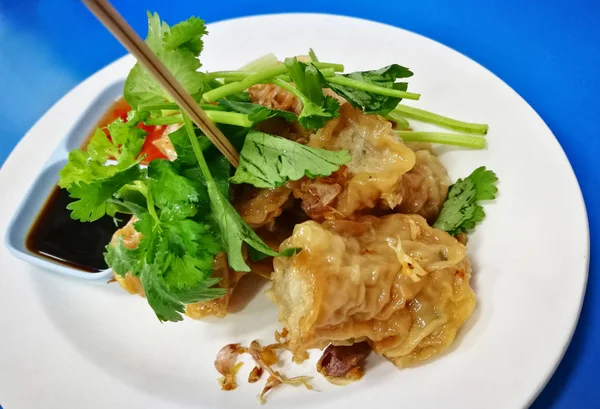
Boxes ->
[268,214,475,368]
[294,104,416,220]
[395,148,449,222]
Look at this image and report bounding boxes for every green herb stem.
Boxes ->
[205,71,248,80]
[309,48,319,62]
[145,182,161,225]
[182,113,212,178]
[328,75,421,100]
[392,104,488,135]
[203,65,289,102]
[138,102,226,112]
[145,111,253,128]
[396,131,486,149]
[203,62,344,103]
[205,111,254,127]
[385,112,410,129]
[221,68,335,84]
[270,78,308,104]
[313,62,344,72]
[144,116,184,126]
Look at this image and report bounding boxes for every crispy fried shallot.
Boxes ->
[214,343,245,391]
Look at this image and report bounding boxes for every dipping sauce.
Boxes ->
[25,97,163,272]
[25,186,127,272]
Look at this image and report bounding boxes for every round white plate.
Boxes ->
[0,13,589,409]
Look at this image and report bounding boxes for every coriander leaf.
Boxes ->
[145,11,170,53]
[163,16,207,55]
[106,198,147,218]
[177,151,231,199]
[181,114,279,272]
[107,118,147,159]
[469,166,499,200]
[217,99,297,124]
[58,150,99,188]
[328,64,413,115]
[161,219,220,260]
[285,58,326,102]
[230,130,350,188]
[207,154,232,198]
[284,58,340,130]
[148,159,205,219]
[173,278,225,303]
[125,50,204,108]
[168,126,212,167]
[209,184,278,271]
[248,246,300,262]
[298,95,340,130]
[433,167,498,235]
[59,113,147,190]
[140,234,226,322]
[104,237,140,277]
[140,263,187,322]
[87,129,115,162]
[124,13,206,108]
[67,166,143,222]
[216,124,250,152]
[162,253,213,290]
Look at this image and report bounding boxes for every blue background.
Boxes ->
[0,0,598,407]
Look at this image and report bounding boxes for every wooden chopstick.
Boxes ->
[82,0,240,167]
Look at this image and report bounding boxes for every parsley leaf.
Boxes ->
[230,131,351,188]
[327,64,413,115]
[433,167,498,235]
[124,13,207,108]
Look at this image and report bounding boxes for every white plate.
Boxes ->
[0,13,589,409]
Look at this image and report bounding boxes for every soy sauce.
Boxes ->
[24,98,166,273]
[25,186,126,272]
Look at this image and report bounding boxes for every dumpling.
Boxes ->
[290,103,416,221]
[234,185,293,230]
[249,84,302,115]
[267,214,475,368]
[395,146,449,222]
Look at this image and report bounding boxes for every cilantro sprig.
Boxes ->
[181,114,280,272]
[433,167,499,235]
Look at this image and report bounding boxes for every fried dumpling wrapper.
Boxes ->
[268,214,475,368]
[291,103,416,221]
[395,147,449,222]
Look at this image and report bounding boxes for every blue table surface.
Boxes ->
[0,0,598,407]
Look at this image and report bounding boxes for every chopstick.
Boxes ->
[82,0,240,167]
